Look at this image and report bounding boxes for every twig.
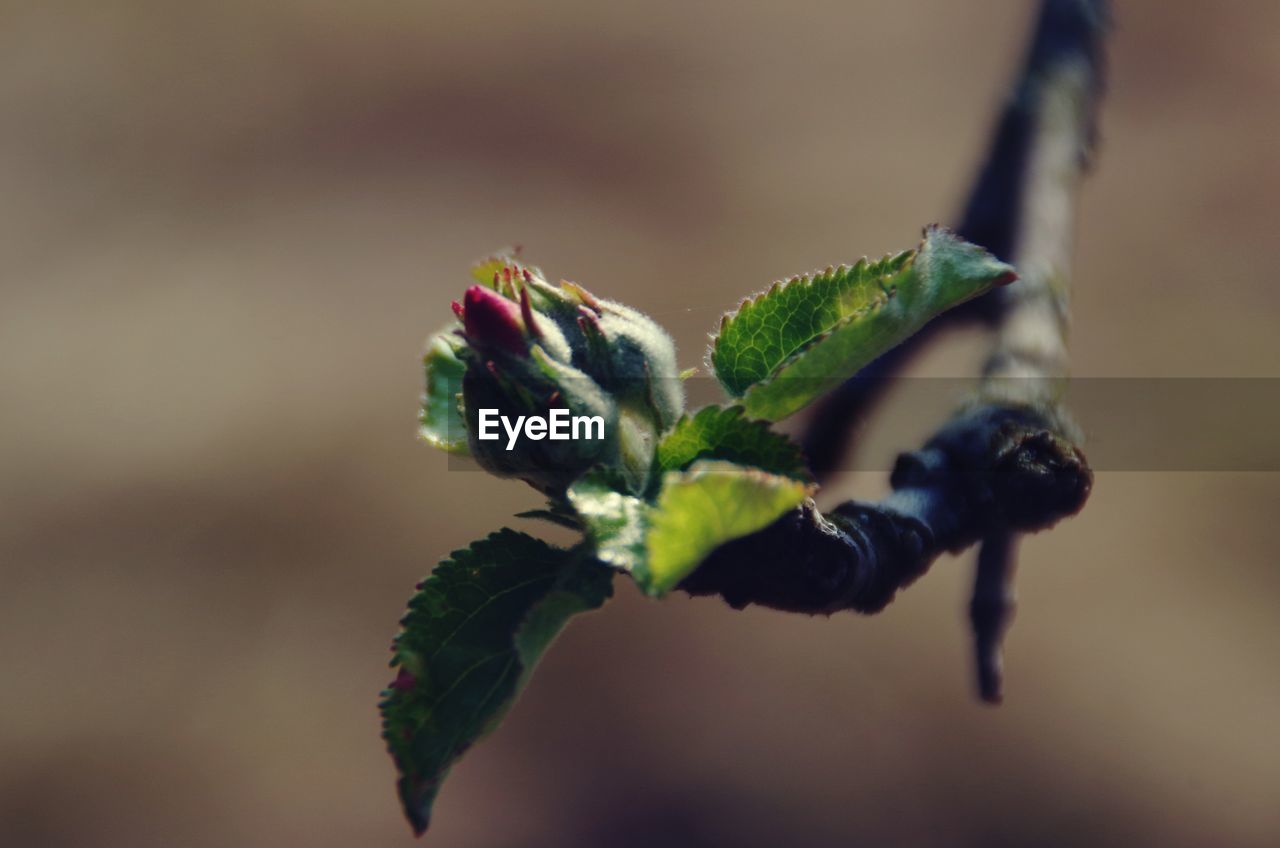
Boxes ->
[971,529,1017,703]
[802,0,1108,482]
[681,0,1106,702]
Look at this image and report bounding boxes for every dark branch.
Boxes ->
[971,530,1018,704]
[681,404,1090,614]
[802,0,1109,482]
[682,0,1108,702]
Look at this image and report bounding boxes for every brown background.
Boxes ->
[3,1,1278,845]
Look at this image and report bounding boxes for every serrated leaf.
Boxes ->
[419,332,469,455]
[381,530,612,835]
[657,405,810,480]
[566,472,648,571]
[710,226,1015,420]
[639,460,812,595]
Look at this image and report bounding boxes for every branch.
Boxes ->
[802,0,1108,481]
[681,0,1107,702]
[680,405,1090,613]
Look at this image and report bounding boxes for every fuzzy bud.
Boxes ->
[460,285,526,355]
[448,254,686,494]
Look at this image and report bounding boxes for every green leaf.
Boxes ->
[710,226,1015,420]
[566,472,648,571]
[381,530,612,835]
[657,405,810,481]
[419,331,469,455]
[639,460,812,594]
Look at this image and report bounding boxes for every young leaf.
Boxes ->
[657,405,810,481]
[639,460,813,595]
[418,332,469,455]
[381,530,613,835]
[710,226,1015,420]
[470,248,544,289]
[566,472,648,572]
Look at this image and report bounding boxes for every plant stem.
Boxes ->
[802,0,1107,481]
[681,0,1108,702]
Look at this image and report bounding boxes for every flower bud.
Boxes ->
[461,356,618,494]
[591,301,684,430]
[446,253,687,494]
[515,277,684,428]
[459,285,526,355]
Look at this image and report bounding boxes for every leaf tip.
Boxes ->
[400,778,436,837]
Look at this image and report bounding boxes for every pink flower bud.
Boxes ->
[461,285,526,354]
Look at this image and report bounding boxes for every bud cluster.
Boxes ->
[449,254,684,494]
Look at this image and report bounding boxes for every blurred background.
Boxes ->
[3,1,1279,845]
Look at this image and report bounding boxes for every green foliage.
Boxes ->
[566,472,649,571]
[640,460,811,594]
[657,404,810,480]
[569,460,811,594]
[381,530,612,835]
[710,226,1014,420]
[418,333,468,455]
[390,234,1015,833]
[441,260,683,495]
